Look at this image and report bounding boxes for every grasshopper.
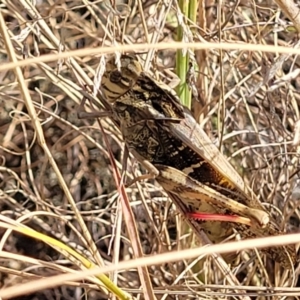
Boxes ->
[99,54,296,268]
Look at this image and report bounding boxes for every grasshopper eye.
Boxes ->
[109,70,122,83]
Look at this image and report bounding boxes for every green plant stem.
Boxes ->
[176,0,197,109]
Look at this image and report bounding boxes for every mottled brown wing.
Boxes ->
[119,64,263,211]
[165,109,262,208]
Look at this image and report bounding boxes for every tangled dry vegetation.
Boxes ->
[1,0,300,299]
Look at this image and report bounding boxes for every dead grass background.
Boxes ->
[1,0,300,299]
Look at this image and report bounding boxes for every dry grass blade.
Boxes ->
[1,233,300,299]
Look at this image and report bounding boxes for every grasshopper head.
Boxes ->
[102,54,142,102]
